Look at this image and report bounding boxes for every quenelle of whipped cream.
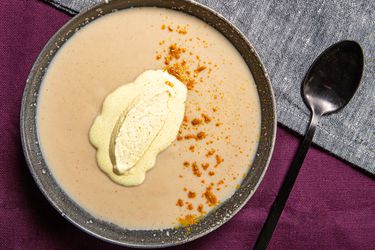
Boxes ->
[89,70,187,186]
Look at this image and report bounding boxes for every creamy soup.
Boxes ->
[37,7,261,229]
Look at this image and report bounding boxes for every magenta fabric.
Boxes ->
[0,1,374,249]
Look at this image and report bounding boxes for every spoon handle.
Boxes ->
[253,112,321,249]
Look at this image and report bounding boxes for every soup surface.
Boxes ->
[37,7,261,229]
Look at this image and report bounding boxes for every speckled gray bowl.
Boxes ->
[20,0,276,248]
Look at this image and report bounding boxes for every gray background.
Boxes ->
[45,0,375,174]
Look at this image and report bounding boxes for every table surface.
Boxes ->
[0,1,374,249]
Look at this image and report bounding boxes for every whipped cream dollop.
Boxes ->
[89,70,187,186]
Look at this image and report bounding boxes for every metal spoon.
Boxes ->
[254,40,364,249]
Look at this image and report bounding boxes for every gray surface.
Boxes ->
[44,0,375,173]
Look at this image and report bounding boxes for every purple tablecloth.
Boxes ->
[0,1,374,249]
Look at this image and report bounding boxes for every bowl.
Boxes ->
[20,0,276,247]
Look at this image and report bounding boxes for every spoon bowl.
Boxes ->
[303,41,364,115]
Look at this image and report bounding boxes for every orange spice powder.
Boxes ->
[176,199,184,207]
[194,65,207,73]
[191,162,201,177]
[201,163,210,170]
[166,62,196,90]
[203,186,218,206]
[164,80,174,88]
[205,149,216,157]
[159,42,207,91]
[184,131,207,141]
[177,26,187,35]
[169,43,184,60]
[154,30,228,225]
[191,118,203,126]
[197,131,207,140]
[201,113,211,123]
[215,154,224,167]
[186,203,194,210]
[217,180,224,185]
[178,214,197,227]
[188,191,196,199]
[197,204,204,214]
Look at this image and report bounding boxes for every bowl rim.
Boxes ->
[20,0,277,248]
